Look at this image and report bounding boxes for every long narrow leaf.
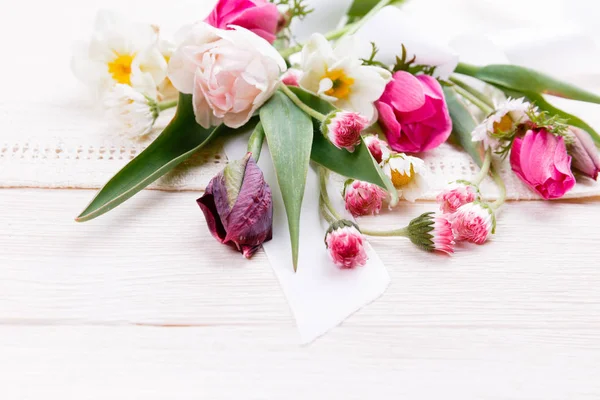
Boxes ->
[443,87,484,166]
[259,91,314,271]
[77,93,222,222]
[456,63,600,104]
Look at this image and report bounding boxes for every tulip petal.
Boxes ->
[197,181,228,244]
[380,71,425,112]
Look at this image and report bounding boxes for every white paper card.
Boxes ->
[222,133,390,344]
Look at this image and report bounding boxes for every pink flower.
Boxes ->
[376,71,452,153]
[510,129,576,199]
[205,0,280,44]
[436,182,478,214]
[168,23,286,129]
[281,69,301,87]
[406,212,455,254]
[322,111,369,152]
[362,134,391,164]
[451,203,494,245]
[344,180,388,217]
[568,127,600,180]
[325,221,368,269]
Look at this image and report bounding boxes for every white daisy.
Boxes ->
[383,154,429,202]
[71,10,167,99]
[472,98,532,150]
[299,33,391,121]
[104,84,158,139]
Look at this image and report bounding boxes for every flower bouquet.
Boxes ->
[72,0,600,274]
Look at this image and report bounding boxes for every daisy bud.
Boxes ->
[324,220,368,269]
[281,69,302,87]
[104,84,159,139]
[436,181,479,214]
[451,202,495,245]
[343,180,388,217]
[567,127,600,180]
[321,111,369,152]
[406,212,455,254]
[362,134,392,164]
[197,153,273,259]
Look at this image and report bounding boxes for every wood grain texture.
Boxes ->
[1,188,600,399]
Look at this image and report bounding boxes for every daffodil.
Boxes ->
[383,154,429,202]
[299,33,391,121]
[71,10,167,98]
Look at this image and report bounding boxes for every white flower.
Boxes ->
[71,10,167,98]
[104,84,158,139]
[472,98,532,150]
[383,154,429,202]
[299,33,391,121]
[168,23,287,129]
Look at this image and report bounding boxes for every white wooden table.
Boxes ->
[1,188,599,399]
[3,0,600,397]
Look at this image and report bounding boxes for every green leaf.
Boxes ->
[76,93,223,222]
[259,91,314,272]
[347,0,404,17]
[288,86,398,205]
[456,63,600,104]
[443,87,484,166]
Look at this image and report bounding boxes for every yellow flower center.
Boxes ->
[108,53,135,85]
[324,69,354,100]
[391,164,415,188]
[493,114,513,133]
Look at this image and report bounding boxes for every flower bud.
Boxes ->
[321,111,369,152]
[343,180,388,217]
[567,127,600,180]
[104,84,158,139]
[436,182,479,214]
[281,69,302,87]
[362,134,391,164]
[324,220,368,269]
[406,212,455,254]
[450,202,495,245]
[197,153,273,258]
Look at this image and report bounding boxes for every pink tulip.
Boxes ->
[325,221,368,269]
[510,129,575,199]
[344,180,388,217]
[376,71,452,153]
[568,127,600,180]
[205,0,280,44]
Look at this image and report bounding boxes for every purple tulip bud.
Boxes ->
[197,153,273,258]
[568,127,600,180]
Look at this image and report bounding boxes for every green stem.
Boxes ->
[157,100,177,112]
[450,77,494,109]
[247,122,265,161]
[280,84,326,121]
[454,85,493,115]
[279,22,359,58]
[360,226,409,237]
[490,165,507,210]
[344,0,392,36]
[455,62,482,77]
[319,195,337,224]
[318,167,344,221]
[471,149,492,186]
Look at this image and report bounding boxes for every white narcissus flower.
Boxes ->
[104,84,158,139]
[71,10,167,99]
[299,33,391,121]
[472,98,532,150]
[168,23,287,129]
[383,154,429,202]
